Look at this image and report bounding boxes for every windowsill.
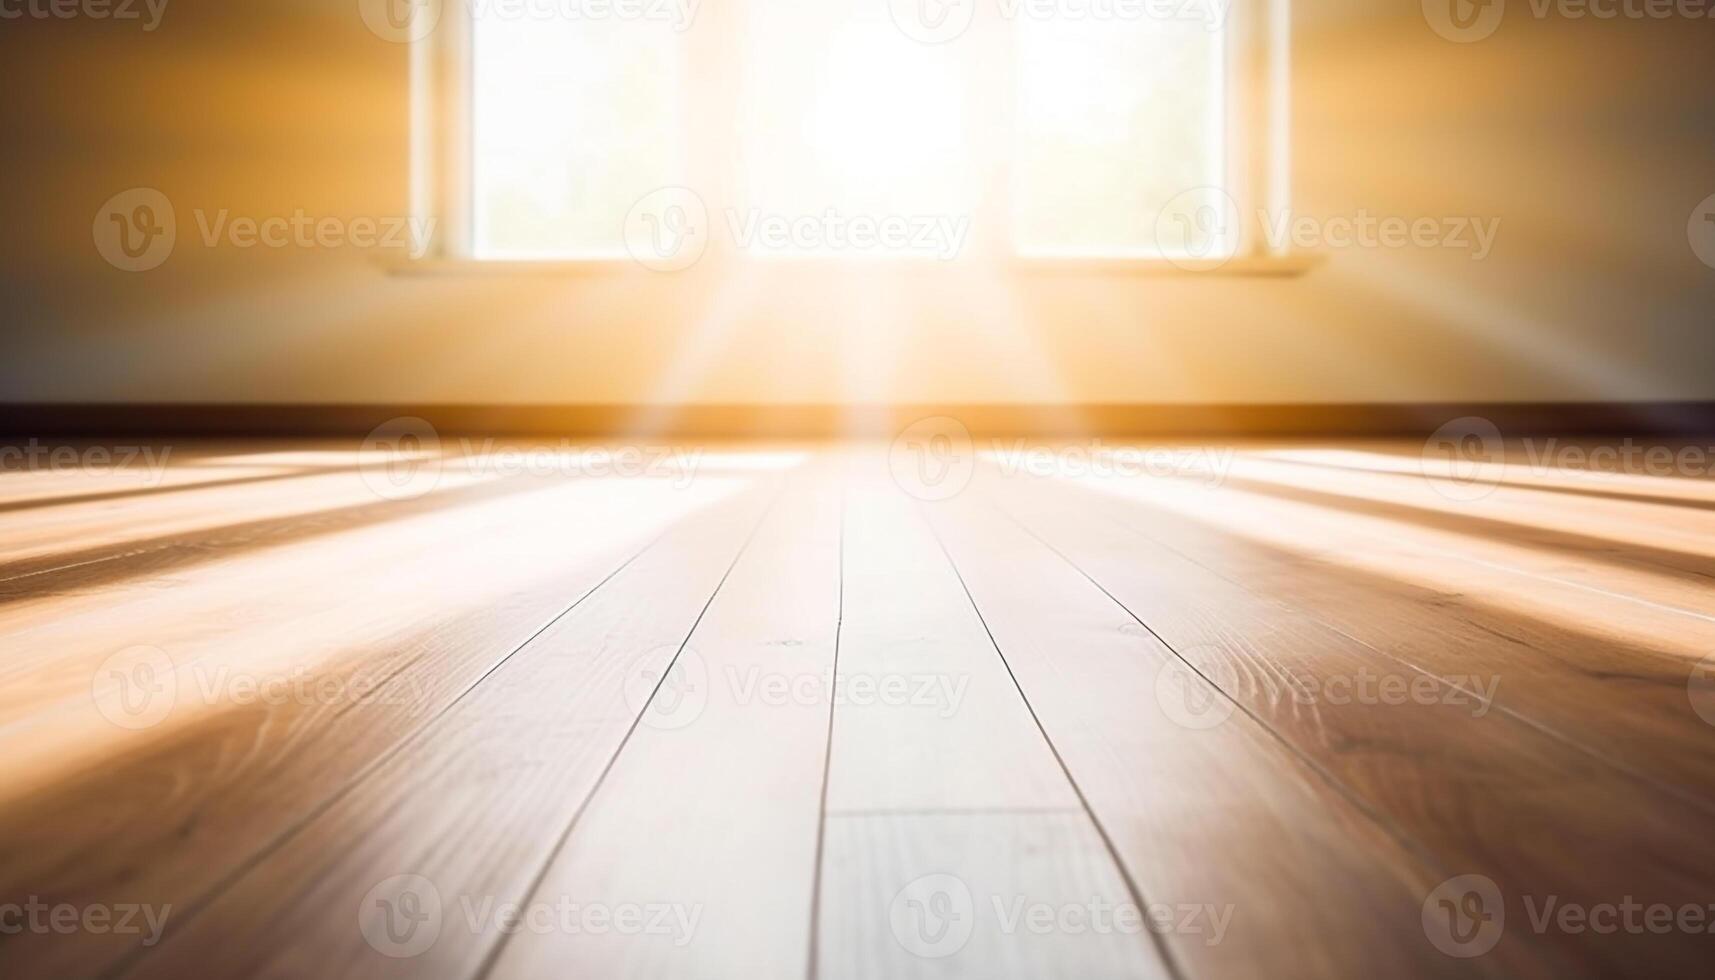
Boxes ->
[380,252,1327,278]
[380,256,647,277]
[1012,252,1325,277]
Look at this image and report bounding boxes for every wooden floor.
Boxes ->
[1,437,1712,979]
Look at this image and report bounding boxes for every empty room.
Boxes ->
[2,0,1714,977]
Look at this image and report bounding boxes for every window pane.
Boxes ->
[738,0,974,257]
[471,11,682,259]
[1013,17,1227,258]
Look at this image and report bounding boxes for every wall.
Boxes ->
[2,0,1713,407]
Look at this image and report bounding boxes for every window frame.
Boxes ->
[399,0,1304,276]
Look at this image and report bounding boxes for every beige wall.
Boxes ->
[3,0,1713,406]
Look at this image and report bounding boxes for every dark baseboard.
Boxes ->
[3,402,1714,439]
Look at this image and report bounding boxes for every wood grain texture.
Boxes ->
[486,463,843,980]
[921,491,1531,980]
[0,439,1711,980]
[113,474,782,979]
[818,813,1167,980]
[821,477,1080,812]
[984,459,1715,978]
[0,478,764,978]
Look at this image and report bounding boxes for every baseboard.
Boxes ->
[6,402,1715,439]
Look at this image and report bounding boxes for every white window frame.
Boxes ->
[398,0,1304,276]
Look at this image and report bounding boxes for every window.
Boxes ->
[408,0,1290,267]
[469,11,685,259]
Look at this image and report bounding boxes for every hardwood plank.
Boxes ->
[921,491,1541,979]
[111,468,782,980]
[485,463,843,980]
[986,464,1715,979]
[813,462,1168,980]
[1225,449,1715,611]
[1059,457,1715,806]
[818,812,1166,980]
[823,478,1076,812]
